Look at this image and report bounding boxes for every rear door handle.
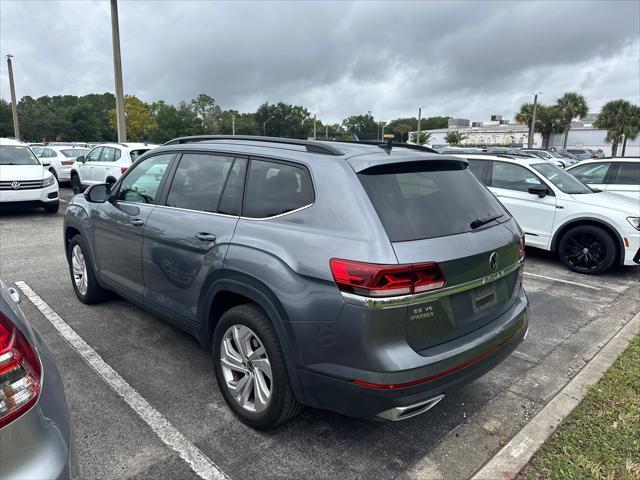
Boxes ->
[195,232,216,243]
[130,219,145,227]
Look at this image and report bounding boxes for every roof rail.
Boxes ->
[163,135,345,156]
[331,139,439,154]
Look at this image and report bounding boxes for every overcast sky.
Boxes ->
[1,0,638,123]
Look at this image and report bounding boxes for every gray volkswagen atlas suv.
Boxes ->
[63,136,529,429]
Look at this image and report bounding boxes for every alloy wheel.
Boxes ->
[71,244,88,295]
[220,325,272,413]
[563,232,606,272]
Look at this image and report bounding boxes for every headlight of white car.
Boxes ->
[627,217,640,230]
[42,175,56,187]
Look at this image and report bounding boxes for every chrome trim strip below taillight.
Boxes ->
[341,259,524,309]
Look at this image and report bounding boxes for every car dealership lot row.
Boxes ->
[1,189,638,480]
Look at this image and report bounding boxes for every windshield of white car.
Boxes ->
[0,145,41,165]
[531,163,593,194]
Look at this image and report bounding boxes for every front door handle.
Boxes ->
[195,232,216,243]
[130,219,145,227]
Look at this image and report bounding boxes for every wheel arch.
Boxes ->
[198,272,306,403]
[551,218,624,264]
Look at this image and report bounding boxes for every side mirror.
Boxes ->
[528,185,549,198]
[41,159,51,167]
[76,156,86,163]
[84,183,111,203]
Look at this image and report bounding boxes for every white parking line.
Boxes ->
[59,198,68,203]
[15,281,229,480]
[523,272,603,291]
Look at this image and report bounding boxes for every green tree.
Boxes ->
[556,92,588,148]
[594,100,640,157]
[385,116,448,142]
[534,106,564,148]
[515,103,535,131]
[342,114,378,135]
[148,100,201,143]
[410,130,433,145]
[0,99,15,137]
[109,95,157,142]
[255,102,309,138]
[445,131,466,146]
[190,94,222,134]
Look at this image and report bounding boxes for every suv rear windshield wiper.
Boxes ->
[470,214,504,229]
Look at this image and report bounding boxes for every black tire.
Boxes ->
[67,235,107,304]
[44,201,59,214]
[213,304,302,429]
[558,225,617,274]
[70,173,82,194]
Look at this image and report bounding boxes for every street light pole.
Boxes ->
[313,114,317,140]
[417,106,422,144]
[110,0,127,142]
[527,92,540,149]
[5,54,20,139]
[232,115,235,135]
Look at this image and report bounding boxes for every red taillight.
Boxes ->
[0,312,41,429]
[330,259,445,298]
[120,167,128,175]
[60,160,75,166]
[518,235,525,259]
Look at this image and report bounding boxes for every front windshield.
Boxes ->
[531,163,592,194]
[0,145,41,165]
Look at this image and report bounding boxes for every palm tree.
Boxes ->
[535,106,564,148]
[556,92,588,148]
[594,100,640,156]
[445,131,466,146]
[411,130,433,145]
[515,103,535,131]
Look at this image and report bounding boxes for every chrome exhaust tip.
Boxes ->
[376,394,445,421]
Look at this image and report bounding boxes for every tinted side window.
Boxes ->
[467,159,489,184]
[86,147,103,162]
[614,163,640,185]
[244,159,313,218]
[569,163,609,183]
[117,154,172,204]
[166,154,235,213]
[101,147,117,162]
[490,162,542,192]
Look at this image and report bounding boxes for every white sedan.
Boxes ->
[456,154,640,274]
[566,158,639,201]
[33,145,90,185]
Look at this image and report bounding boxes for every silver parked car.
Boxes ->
[0,279,76,479]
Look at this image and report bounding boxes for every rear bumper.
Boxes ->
[297,286,528,420]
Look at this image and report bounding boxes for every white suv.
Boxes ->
[456,153,640,274]
[33,145,90,185]
[566,158,639,201]
[70,142,157,192]
[0,138,59,213]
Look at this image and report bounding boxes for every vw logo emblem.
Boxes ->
[489,252,499,271]
[11,181,20,190]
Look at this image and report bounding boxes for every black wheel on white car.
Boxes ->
[558,225,616,275]
[213,304,301,429]
[67,235,107,304]
[70,173,82,194]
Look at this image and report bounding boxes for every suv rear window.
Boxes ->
[358,163,508,242]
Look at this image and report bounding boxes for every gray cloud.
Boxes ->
[1,0,638,123]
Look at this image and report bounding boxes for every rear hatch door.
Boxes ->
[358,159,523,351]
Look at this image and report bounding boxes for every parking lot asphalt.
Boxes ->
[1,187,639,480]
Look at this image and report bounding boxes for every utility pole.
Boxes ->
[5,55,20,139]
[263,116,274,136]
[325,125,328,140]
[527,93,539,149]
[381,123,385,139]
[313,114,317,140]
[232,115,236,135]
[416,106,422,144]
[110,0,127,142]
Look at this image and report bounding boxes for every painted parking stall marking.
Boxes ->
[523,272,606,291]
[15,281,230,480]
